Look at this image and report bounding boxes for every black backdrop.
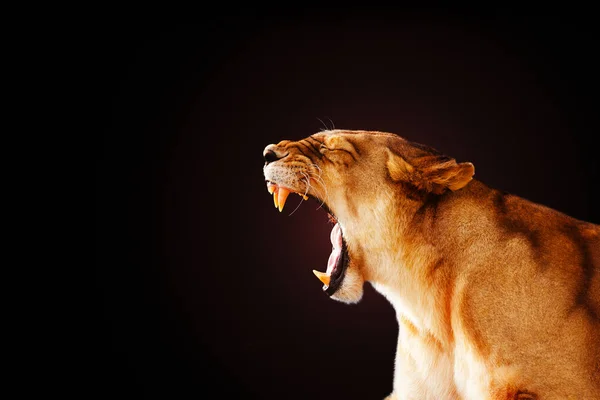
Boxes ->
[96,12,599,399]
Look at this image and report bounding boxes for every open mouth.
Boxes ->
[266,181,350,296]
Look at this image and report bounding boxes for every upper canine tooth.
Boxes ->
[273,187,279,209]
[277,188,291,212]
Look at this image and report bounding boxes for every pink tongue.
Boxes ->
[326,223,342,274]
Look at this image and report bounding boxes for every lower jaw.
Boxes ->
[327,262,365,304]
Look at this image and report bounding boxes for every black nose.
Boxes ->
[263,145,287,165]
[264,149,279,163]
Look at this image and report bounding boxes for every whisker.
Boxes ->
[327,117,335,130]
[288,173,312,217]
[316,117,328,132]
[287,195,304,216]
[300,173,311,198]
[308,163,322,174]
[307,170,329,210]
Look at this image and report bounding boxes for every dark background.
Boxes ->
[96,12,599,399]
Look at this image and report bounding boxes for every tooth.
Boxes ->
[294,192,308,201]
[312,270,330,286]
[273,187,279,209]
[277,188,290,212]
[268,185,275,195]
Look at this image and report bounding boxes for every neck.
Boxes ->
[367,180,493,347]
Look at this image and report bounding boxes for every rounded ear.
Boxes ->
[422,159,475,193]
[386,148,415,181]
[386,149,475,194]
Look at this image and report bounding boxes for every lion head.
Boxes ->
[262,130,474,303]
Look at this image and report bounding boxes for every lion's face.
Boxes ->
[263,130,474,303]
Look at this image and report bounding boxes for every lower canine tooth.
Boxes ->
[312,270,330,286]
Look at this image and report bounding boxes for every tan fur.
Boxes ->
[263,130,600,399]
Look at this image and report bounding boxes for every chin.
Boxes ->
[329,264,365,304]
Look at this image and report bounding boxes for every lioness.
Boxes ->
[262,130,600,399]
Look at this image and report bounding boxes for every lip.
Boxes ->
[324,236,349,296]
